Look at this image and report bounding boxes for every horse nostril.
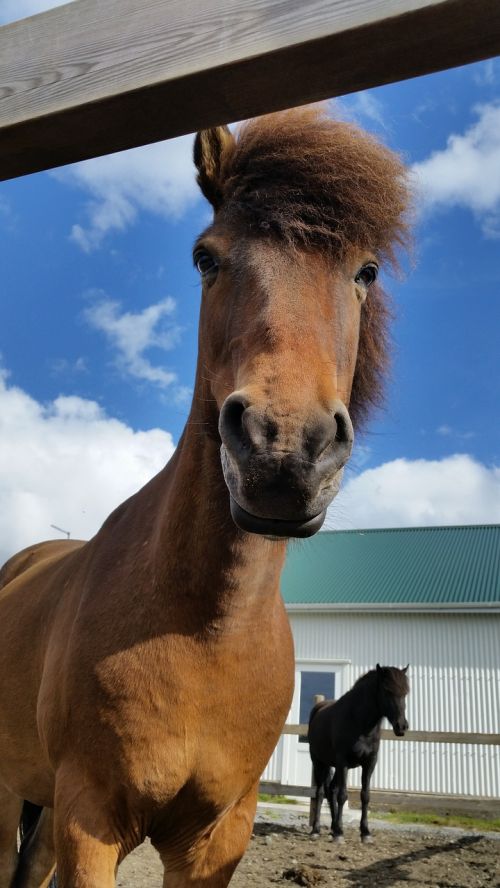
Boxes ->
[332,401,354,447]
[219,394,268,455]
[334,410,350,444]
[304,402,353,462]
[219,396,247,451]
[304,422,331,461]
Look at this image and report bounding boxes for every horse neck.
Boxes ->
[145,404,287,632]
[348,675,383,734]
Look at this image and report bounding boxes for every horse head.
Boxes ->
[376,663,410,737]
[193,107,410,538]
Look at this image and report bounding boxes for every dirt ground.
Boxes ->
[117,808,500,887]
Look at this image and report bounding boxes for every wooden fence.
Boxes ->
[259,722,500,821]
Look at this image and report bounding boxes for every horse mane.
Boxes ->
[354,666,409,696]
[214,106,412,428]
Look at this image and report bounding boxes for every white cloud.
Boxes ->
[0,369,174,566]
[332,92,388,132]
[0,194,16,231]
[412,102,500,238]
[50,356,88,376]
[436,424,474,441]
[84,294,182,388]
[473,59,497,87]
[53,136,200,251]
[348,92,387,129]
[0,0,73,25]
[326,455,500,529]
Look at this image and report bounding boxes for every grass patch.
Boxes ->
[258,793,298,805]
[373,810,500,832]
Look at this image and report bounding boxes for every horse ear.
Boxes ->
[403,664,409,673]
[376,663,381,672]
[194,126,235,210]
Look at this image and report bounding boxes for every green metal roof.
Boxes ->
[281,525,500,608]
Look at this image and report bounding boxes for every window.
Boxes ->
[298,671,336,741]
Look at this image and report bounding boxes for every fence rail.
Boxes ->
[284,724,500,745]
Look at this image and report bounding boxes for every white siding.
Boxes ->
[262,611,500,797]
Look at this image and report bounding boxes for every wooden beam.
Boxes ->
[1,0,500,180]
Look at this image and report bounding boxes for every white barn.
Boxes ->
[263,525,500,800]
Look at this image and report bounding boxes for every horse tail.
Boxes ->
[19,800,43,849]
[308,699,329,729]
[18,802,58,887]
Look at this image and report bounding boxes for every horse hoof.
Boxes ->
[361,834,373,844]
[310,832,320,841]
[332,835,345,844]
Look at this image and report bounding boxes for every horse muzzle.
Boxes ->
[392,719,409,737]
[219,394,354,538]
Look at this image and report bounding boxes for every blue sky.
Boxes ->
[1,1,499,562]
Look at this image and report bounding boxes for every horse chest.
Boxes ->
[351,733,379,763]
[64,626,293,811]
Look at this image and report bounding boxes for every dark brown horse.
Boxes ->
[0,107,410,887]
[309,665,410,843]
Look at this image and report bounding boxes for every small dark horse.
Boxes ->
[308,665,409,842]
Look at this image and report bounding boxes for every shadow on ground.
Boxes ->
[342,834,483,887]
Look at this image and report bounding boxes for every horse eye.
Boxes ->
[355,262,379,288]
[194,249,218,278]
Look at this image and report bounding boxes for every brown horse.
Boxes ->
[0,106,410,887]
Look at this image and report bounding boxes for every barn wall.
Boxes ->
[262,611,500,797]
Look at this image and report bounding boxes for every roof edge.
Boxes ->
[314,523,500,536]
[285,602,500,614]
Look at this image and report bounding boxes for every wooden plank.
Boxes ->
[259,782,314,798]
[284,725,500,745]
[380,729,500,746]
[283,725,308,736]
[2,0,500,180]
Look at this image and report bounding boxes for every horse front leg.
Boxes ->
[310,760,329,835]
[360,759,376,843]
[325,769,339,841]
[54,769,122,888]
[156,785,257,887]
[327,767,347,843]
[54,814,120,888]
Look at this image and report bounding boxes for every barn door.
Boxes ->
[289,662,349,788]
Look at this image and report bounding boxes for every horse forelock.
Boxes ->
[218,105,412,267]
[211,105,412,429]
[356,666,409,697]
[383,666,410,696]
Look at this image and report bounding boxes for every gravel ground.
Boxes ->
[117,804,500,887]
